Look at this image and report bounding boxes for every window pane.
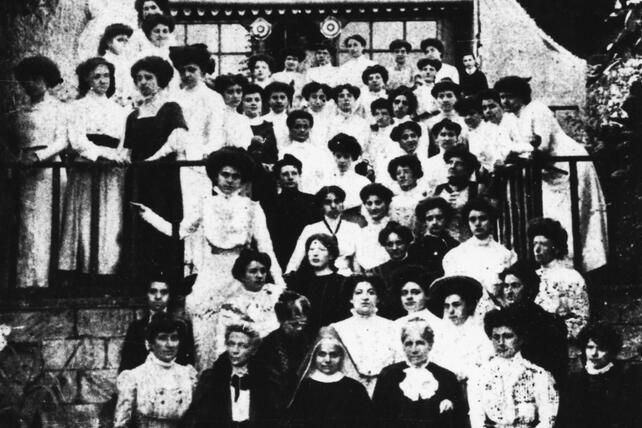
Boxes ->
[372,21,403,50]
[221,24,250,53]
[173,25,186,46]
[372,52,393,67]
[220,54,249,75]
[406,21,437,52]
[339,21,371,50]
[186,24,219,52]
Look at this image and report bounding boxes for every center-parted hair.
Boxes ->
[130,56,174,88]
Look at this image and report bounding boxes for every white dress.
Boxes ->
[262,111,290,153]
[10,94,68,288]
[325,168,371,210]
[280,139,334,194]
[468,353,559,428]
[332,311,402,396]
[467,120,514,171]
[327,111,371,150]
[114,353,197,428]
[338,55,376,88]
[442,236,517,293]
[430,317,493,382]
[535,259,589,338]
[173,82,226,274]
[514,100,608,272]
[389,184,430,232]
[354,216,391,271]
[141,188,283,371]
[59,92,127,274]
[222,105,253,150]
[306,63,340,87]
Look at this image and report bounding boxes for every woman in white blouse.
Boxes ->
[136,148,283,371]
[331,275,402,396]
[114,312,197,428]
[212,74,254,150]
[59,57,128,276]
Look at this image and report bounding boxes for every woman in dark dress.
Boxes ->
[283,327,373,428]
[286,233,347,334]
[373,317,468,428]
[559,323,641,428]
[242,83,278,165]
[124,56,188,280]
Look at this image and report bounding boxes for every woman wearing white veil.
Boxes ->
[283,327,373,428]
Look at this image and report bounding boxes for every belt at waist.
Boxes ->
[87,133,119,148]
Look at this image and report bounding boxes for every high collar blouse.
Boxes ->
[468,353,559,428]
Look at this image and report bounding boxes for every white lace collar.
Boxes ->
[585,361,614,375]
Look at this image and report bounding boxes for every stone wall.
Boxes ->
[0,301,143,427]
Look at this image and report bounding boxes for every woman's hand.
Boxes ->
[439,399,453,413]
[130,202,154,223]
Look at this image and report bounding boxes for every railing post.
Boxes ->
[568,160,582,269]
[49,165,61,289]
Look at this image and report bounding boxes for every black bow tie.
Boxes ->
[231,374,249,401]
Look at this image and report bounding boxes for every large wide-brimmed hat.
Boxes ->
[205,147,256,183]
[427,275,483,317]
[169,43,215,74]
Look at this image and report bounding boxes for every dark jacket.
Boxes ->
[180,353,266,428]
[407,234,459,276]
[119,313,195,372]
[372,361,468,428]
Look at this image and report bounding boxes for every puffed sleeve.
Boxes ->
[529,102,556,153]
[534,369,559,428]
[113,370,136,427]
[252,201,284,285]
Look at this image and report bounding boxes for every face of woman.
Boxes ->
[502,273,527,306]
[142,0,162,18]
[398,129,419,154]
[436,128,458,151]
[108,34,129,55]
[346,39,364,58]
[403,328,431,367]
[350,281,378,316]
[243,260,267,291]
[223,84,243,108]
[149,23,171,48]
[322,192,343,219]
[482,98,503,124]
[420,64,437,84]
[337,89,355,113]
[424,207,447,236]
[364,195,387,221]
[149,330,180,362]
[135,69,160,98]
[307,240,331,270]
[315,49,331,66]
[443,294,468,325]
[499,92,523,113]
[226,331,253,367]
[384,232,408,261]
[462,55,476,69]
[446,156,470,180]
[314,341,343,375]
[367,73,384,92]
[400,282,426,313]
[242,92,262,118]
[532,235,557,266]
[436,91,457,112]
[585,339,612,369]
[395,166,417,191]
[308,89,327,112]
[392,95,410,118]
[216,165,243,194]
[252,60,271,81]
[179,64,203,90]
[89,64,111,96]
[491,326,520,359]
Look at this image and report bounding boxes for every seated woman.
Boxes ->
[408,197,459,276]
[284,327,374,428]
[354,183,393,272]
[528,217,589,339]
[248,53,275,89]
[325,133,370,213]
[388,155,430,230]
[328,83,371,148]
[560,323,642,428]
[241,83,278,162]
[139,14,176,60]
[98,23,135,106]
[212,74,254,149]
[331,275,401,395]
[468,308,559,428]
[214,249,285,358]
[338,34,375,88]
[427,275,493,384]
[114,313,197,427]
[393,265,442,330]
[458,53,488,97]
[373,318,468,428]
[182,323,264,427]
[286,233,348,333]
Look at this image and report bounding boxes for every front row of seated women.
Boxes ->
[114,277,641,427]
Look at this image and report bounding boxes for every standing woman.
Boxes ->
[331,275,401,395]
[129,0,173,56]
[354,183,394,272]
[124,56,187,280]
[59,57,128,277]
[373,318,467,428]
[338,35,375,88]
[98,23,135,106]
[212,74,254,149]
[9,56,68,288]
[284,327,374,428]
[494,76,608,272]
[114,313,197,427]
[136,147,283,371]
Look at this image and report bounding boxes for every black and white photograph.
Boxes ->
[0,0,641,426]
